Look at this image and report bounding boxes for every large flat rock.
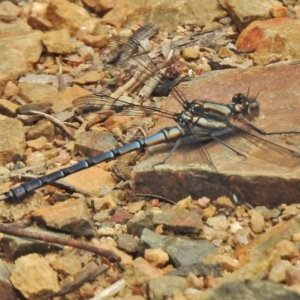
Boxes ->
[132,61,300,206]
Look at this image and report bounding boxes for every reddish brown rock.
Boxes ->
[32,198,96,237]
[106,209,133,224]
[236,18,300,65]
[225,0,286,31]
[133,61,300,206]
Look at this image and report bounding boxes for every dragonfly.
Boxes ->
[1,36,300,201]
[2,90,300,202]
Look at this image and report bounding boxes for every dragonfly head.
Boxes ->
[232,93,260,120]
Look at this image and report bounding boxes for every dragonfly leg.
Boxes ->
[152,138,183,168]
[210,131,247,158]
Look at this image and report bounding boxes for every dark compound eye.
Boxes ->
[248,102,259,118]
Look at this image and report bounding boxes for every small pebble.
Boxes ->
[144,248,169,268]
[206,215,228,231]
[182,47,199,60]
[275,240,299,259]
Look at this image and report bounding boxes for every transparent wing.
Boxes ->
[214,123,300,168]
[72,93,174,119]
[106,36,188,106]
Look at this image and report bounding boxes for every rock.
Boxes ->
[73,70,106,84]
[26,136,48,151]
[232,214,300,280]
[0,99,19,117]
[269,260,292,282]
[18,82,58,104]
[32,198,96,237]
[81,34,108,48]
[275,240,299,259]
[152,210,203,234]
[3,81,20,99]
[46,0,96,35]
[0,227,66,261]
[0,30,43,94]
[218,46,234,58]
[51,255,82,275]
[206,254,240,272]
[117,234,139,254]
[129,257,164,279]
[93,209,110,222]
[225,0,286,31]
[77,45,95,61]
[26,119,56,141]
[59,166,116,197]
[148,276,186,300]
[0,22,31,34]
[93,239,132,265]
[127,211,155,237]
[144,248,169,268]
[206,215,228,231]
[181,47,199,60]
[0,118,26,165]
[166,262,221,277]
[97,226,116,237]
[50,84,91,113]
[0,259,19,300]
[254,206,281,220]
[286,265,300,286]
[42,29,75,54]
[201,279,300,300]
[92,194,117,211]
[133,62,300,206]
[236,18,300,65]
[102,0,226,31]
[10,253,60,300]
[106,209,133,224]
[28,15,53,31]
[292,232,300,243]
[140,228,216,267]
[82,0,113,14]
[249,210,265,233]
[0,1,21,22]
[127,200,145,214]
[74,131,117,158]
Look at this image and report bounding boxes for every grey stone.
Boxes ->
[140,228,216,267]
[201,279,300,300]
[117,234,139,253]
[152,210,203,234]
[127,211,155,237]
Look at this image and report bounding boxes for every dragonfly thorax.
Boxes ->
[173,111,193,126]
